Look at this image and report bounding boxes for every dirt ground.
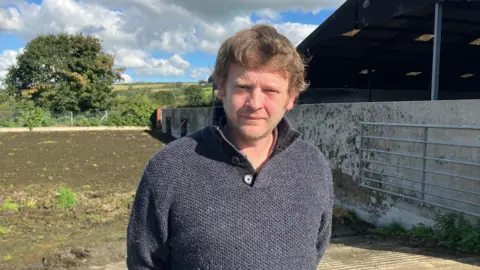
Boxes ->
[0,130,163,269]
[1,130,479,270]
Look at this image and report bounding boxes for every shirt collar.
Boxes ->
[210,107,302,158]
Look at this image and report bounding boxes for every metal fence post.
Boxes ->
[431,1,443,100]
[421,127,429,200]
[359,122,365,183]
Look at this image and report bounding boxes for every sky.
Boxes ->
[0,0,344,84]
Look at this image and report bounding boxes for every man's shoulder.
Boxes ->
[290,138,329,166]
[145,126,215,173]
[150,128,205,163]
[290,138,333,197]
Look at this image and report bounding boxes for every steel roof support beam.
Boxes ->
[431,2,443,100]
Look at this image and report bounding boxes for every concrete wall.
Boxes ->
[162,107,213,138]
[162,99,480,228]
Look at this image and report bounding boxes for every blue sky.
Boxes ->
[0,0,341,84]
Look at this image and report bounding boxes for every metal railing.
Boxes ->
[0,110,116,127]
[359,122,480,218]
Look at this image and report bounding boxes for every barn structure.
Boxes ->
[296,0,480,103]
[165,0,480,233]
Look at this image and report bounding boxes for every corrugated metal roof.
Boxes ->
[297,0,480,98]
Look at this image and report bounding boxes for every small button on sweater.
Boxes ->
[126,116,334,270]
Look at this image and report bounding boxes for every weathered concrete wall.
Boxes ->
[288,100,480,228]
[162,107,213,138]
[162,100,480,228]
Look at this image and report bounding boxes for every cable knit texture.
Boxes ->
[126,116,333,270]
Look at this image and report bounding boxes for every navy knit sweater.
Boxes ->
[126,116,333,269]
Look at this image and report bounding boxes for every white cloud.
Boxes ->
[120,73,133,83]
[274,22,319,46]
[0,48,22,86]
[189,68,212,80]
[114,49,190,77]
[254,9,280,21]
[0,0,344,79]
[169,54,190,70]
[11,0,136,51]
[0,7,23,31]
[114,49,148,68]
[1,0,341,54]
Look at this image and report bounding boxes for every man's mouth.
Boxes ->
[243,116,264,120]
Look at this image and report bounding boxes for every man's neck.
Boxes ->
[223,124,276,170]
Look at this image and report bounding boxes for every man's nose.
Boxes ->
[246,88,264,110]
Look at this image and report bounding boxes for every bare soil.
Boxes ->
[0,130,163,269]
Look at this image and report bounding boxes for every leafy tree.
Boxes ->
[12,100,51,129]
[107,94,157,126]
[152,91,176,107]
[184,85,206,107]
[4,33,124,113]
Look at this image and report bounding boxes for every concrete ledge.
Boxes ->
[0,126,150,133]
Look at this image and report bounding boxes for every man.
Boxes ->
[127,24,333,269]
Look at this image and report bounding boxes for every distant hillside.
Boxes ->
[113,82,210,92]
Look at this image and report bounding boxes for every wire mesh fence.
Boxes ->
[0,110,123,127]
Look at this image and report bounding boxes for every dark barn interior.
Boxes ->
[296,0,480,104]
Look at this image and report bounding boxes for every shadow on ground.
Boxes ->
[331,220,480,268]
[143,128,177,144]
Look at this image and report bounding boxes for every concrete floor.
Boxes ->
[318,235,480,270]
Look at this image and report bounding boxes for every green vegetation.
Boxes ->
[374,213,480,253]
[0,32,216,128]
[56,186,78,209]
[333,206,359,225]
[2,254,13,262]
[184,84,208,107]
[0,226,12,237]
[3,33,123,113]
[1,197,20,212]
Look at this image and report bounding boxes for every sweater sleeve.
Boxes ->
[126,167,170,269]
[315,157,334,263]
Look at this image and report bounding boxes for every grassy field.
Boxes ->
[0,130,164,269]
[112,82,214,108]
[112,82,200,92]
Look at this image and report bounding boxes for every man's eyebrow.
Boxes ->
[235,78,251,84]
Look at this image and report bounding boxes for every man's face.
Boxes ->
[217,64,296,142]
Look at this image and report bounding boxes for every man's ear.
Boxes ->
[286,90,298,111]
[217,79,225,100]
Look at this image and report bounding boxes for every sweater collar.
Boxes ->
[208,106,302,158]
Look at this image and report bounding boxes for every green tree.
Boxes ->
[107,94,157,127]
[152,91,176,107]
[4,33,124,113]
[12,100,51,129]
[184,85,206,107]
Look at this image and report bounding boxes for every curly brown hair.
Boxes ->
[212,24,309,96]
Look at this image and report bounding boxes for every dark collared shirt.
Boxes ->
[127,115,334,270]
